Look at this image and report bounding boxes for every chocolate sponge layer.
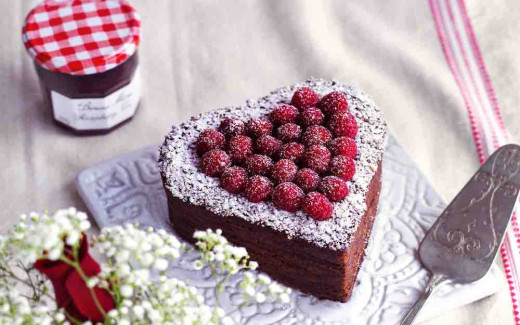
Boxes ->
[165,160,382,302]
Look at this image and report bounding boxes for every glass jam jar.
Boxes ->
[22,0,141,135]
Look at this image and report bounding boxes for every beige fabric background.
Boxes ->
[1,0,519,323]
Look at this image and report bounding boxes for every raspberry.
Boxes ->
[291,87,320,111]
[256,135,282,157]
[303,145,331,174]
[302,192,333,221]
[330,156,356,181]
[200,149,231,177]
[276,123,301,143]
[272,182,304,212]
[196,129,225,156]
[271,159,298,184]
[328,112,358,138]
[294,168,320,192]
[246,117,273,138]
[227,135,253,164]
[320,176,349,202]
[219,118,245,138]
[244,175,273,203]
[270,104,299,126]
[302,125,332,147]
[279,142,305,162]
[318,91,348,116]
[328,137,357,158]
[300,107,324,127]
[221,166,248,194]
[245,154,273,176]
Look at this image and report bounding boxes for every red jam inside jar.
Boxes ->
[22,0,142,135]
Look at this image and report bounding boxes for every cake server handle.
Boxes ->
[400,273,449,325]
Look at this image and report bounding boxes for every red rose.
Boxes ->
[34,235,115,323]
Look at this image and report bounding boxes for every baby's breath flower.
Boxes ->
[86,277,99,288]
[154,258,168,271]
[120,285,133,298]
[1,209,293,325]
[47,248,61,261]
[0,290,58,325]
[249,261,259,270]
[193,260,204,270]
[279,293,291,304]
[258,274,272,284]
[255,292,266,303]
[5,208,91,265]
[194,228,292,312]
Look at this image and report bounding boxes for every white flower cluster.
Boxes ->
[193,229,255,275]
[193,229,291,308]
[94,224,183,276]
[90,225,232,325]
[6,208,90,264]
[0,209,294,325]
[0,290,66,325]
[241,272,291,305]
[100,277,227,325]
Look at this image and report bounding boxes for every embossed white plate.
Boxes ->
[76,134,502,325]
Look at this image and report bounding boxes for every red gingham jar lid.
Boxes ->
[22,0,141,75]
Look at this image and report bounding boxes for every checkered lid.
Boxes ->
[22,0,141,75]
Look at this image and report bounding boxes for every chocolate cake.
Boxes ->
[158,79,387,302]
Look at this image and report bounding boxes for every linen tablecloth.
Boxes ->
[2,0,519,324]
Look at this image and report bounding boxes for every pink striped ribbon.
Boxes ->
[429,0,520,322]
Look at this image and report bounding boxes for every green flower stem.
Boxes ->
[63,309,84,325]
[106,258,122,307]
[227,301,249,316]
[60,255,109,320]
[0,264,54,301]
[213,271,232,320]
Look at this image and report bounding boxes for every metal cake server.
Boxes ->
[400,144,520,325]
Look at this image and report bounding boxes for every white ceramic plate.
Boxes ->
[76,134,501,325]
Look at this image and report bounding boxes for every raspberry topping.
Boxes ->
[256,135,282,157]
[200,149,231,177]
[318,91,348,116]
[294,168,320,192]
[328,112,358,138]
[194,87,360,221]
[270,104,299,126]
[276,123,302,143]
[244,175,273,203]
[221,166,248,194]
[302,192,333,221]
[246,117,273,138]
[320,176,349,202]
[330,155,356,181]
[302,125,332,147]
[272,182,304,212]
[291,87,320,111]
[227,135,253,164]
[300,107,325,127]
[328,136,357,158]
[271,159,298,184]
[196,129,225,155]
[303,145,331,174]
[245,154,273,176]
[279,142,305,162]
[219,118,245,138]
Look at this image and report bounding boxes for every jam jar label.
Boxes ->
[51,71,141,131]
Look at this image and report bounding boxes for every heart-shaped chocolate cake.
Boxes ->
[159,79,386,302]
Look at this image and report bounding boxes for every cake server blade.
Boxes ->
[400,144,520,325]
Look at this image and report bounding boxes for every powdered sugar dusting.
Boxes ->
[158,79,387,251]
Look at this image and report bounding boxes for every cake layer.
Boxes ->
[165,160,381,302]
